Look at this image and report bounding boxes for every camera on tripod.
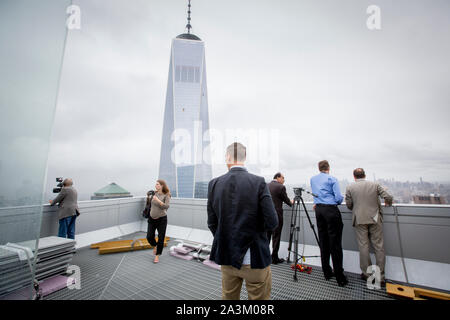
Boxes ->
[293,187,305,197]
[52,177,64,193]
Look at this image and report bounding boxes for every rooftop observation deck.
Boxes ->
[1,197,450,300]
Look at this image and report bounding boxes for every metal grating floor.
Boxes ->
[45,232,394,300]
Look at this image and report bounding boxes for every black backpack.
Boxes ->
[142,196,153,219]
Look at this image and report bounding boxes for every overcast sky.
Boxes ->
[45,0,450,199]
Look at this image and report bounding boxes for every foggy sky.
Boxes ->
[45,0,450,199]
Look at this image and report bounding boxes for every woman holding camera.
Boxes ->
[146,179,171,263]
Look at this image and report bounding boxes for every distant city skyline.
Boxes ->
[42,176,450,205]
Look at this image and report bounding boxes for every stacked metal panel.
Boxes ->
[0,246,33,296]
[0,236,76,297]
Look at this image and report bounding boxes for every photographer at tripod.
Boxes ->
[267,172,294,264]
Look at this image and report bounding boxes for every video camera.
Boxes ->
[293,187,317,198]
[52,177,63,193]
[147,190,155,196]
[293,187,305,197]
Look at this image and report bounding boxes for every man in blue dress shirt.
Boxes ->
[310,160,348,287]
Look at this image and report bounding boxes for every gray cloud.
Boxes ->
[45,0,450,199]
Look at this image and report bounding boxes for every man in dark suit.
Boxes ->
[267,172,293,264]
[207,142,278,300]
[49,178,80,239]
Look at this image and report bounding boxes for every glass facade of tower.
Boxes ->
[158,36,212,198]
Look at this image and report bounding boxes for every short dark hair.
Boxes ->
[318,160,330,172]
[273,172,283,180]
[353,168,366,179]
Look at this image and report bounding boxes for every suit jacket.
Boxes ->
[207,167,278,269]
[345,179,393,226]
[268,180,292,215]
[50,186,79,220]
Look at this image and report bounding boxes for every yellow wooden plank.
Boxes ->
[92,237,169,254]
[90,240,132,249]
[414,288,450,300]
[386,283,415,299]
[97,240,168,254]
[386,283,450,300]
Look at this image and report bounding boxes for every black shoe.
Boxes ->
[360,273,368,281]
[272,257,285,264]
[336,275,348,287]
[324,272,334,281]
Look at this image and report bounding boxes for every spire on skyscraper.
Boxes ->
[177,0,201,41]
[186,0,192,34]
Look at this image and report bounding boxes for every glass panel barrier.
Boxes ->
[0,0,70,299]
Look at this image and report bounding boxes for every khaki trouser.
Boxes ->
[354,220,385,281]
[221,265,272,300]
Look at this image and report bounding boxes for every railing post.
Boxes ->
[393,205,409,284]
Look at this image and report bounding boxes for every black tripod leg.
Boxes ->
[293,212,299,281]
[289,200,300,281]
[300,197,320,246]
[286,200,297,263]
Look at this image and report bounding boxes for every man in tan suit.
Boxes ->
[49,178,79,239]
[345,168,393,285]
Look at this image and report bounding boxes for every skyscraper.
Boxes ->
[158,1,212,198]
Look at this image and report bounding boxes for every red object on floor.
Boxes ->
[290,264,312,274]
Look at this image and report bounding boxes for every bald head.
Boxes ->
[63,178,73,187]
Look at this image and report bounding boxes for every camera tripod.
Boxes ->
[286,188,321,281]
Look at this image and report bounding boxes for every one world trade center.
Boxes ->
[158,1,212,198]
